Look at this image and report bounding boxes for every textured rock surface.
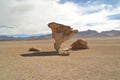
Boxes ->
[48,22,78,52]
[71,39,88,50]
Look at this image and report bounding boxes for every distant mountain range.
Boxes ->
[74,30,120,38]
[0,34,52,41]
[0,30,120,41]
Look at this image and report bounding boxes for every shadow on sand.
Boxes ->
[20,51,60,57]
[20,47,88,57]
[71,48,89,51]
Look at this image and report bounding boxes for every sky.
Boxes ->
[0,0,120,34]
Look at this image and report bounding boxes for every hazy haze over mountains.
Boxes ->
[0,30,120,41]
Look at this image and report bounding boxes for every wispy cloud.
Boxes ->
[59,0,120,7]
[114,26,120,29]
[108,14,120,20]
[0,25,15,28]
[0,0,120,34]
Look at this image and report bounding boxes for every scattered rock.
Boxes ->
[48,22,78,52]
[71,39,88,50]
[29,48,40,52]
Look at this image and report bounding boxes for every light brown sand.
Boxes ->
[0,37,120,80]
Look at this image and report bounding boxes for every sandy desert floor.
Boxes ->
[0,37,120,80]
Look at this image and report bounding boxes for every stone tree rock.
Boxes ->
[71,39,88,50]
[48,22,78,52]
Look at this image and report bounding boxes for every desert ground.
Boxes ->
[0,37,120,80]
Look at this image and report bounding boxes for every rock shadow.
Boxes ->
[71,48,89,51]
[20,51,60,57]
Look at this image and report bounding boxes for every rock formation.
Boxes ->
[29,48,40,52]
[71,39,88,50]
[48,22,78,52]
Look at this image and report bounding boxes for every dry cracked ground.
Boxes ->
[0,37,120,80]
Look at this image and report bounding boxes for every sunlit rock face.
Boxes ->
[48,22,78,52]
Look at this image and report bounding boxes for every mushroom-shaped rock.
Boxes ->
[71,39,88,50]
[48,22,78,52]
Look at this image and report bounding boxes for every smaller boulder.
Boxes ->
[71,39,88,50]
[29,48,40,52]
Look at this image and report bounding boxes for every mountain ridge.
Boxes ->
[74,29,120,37]
[0,30,120,41]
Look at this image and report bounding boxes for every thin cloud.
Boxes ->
[108,14,120,20]
[0,25,15,28]
[114,27,120,30]
[59,0,120,7]
[0,0,120,34]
